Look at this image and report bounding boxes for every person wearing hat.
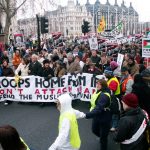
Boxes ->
[85,79,112,150]
[41,59,54,78]
[48,93,85,150]
[120,67,134,96]
[114,93,149,150]
[104,66,121,132]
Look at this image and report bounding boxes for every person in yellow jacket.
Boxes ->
[48,93,85,150]
[0,125,30,150]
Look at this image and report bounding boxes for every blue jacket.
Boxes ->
[86,88,112,123]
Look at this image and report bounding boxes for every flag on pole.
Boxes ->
[110,21,124,37]
[97,16,106,33]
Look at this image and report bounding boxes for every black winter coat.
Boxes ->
[114,108,149,150]
[29,61,42,76]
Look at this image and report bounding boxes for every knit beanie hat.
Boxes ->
[104,67,113,76]
[122,93,139,108]
[110,61,118,71]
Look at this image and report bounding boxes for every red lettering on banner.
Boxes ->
[49,89,55,94]
[84,88,89,94]
[68,86,72,92]
[35,89,40,94]
[6,89,12,94]
[18,89,23,95]
[42,89,47,94]
[0,90,4,94]
[57,89,61,94]
[62,88,67,93]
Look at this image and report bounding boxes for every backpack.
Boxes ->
[109,94,121,114]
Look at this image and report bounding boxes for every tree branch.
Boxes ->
[10,0,28,18]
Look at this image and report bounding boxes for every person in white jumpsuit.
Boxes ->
[48,93,85,150]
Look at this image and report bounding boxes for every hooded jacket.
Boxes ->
[48,94,85,150]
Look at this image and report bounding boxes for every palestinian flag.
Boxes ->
[143,40,150,48]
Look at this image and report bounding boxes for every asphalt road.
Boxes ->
[0,101,120,150]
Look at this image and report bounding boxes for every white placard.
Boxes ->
[117,53,124,69]
[88,37,98,50]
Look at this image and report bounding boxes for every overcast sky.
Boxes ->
[18,0,149,22]
[59,0,150,22]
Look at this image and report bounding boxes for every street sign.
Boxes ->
[142,38,150,58]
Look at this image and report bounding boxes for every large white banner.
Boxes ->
[0,73,98,102]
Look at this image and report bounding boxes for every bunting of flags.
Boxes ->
[97,16,106,33]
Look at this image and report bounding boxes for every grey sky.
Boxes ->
[59,0,150,22]
[18,0,149,22]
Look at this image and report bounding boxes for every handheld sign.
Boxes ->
[142,38,150,58]
[88,37,98,50]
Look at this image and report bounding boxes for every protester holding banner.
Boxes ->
[15,57,30,76]
[54,60,66,77]
[85,79,112,150]
[66,52,81,74]
[0,125,31,150]
[48,93,85,150]
[0,50,9,65]
[28,54,42,76]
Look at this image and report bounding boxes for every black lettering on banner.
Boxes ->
[24,78,30,88]
[91,75,97,87]
[1,78,9,87]
[43,80,50,88]
[19,94,32,100]
[10,79,17,88]
[0,94,15,100]
[51,78,60,88]
[78,76,86,86]
[68,76,72,85]
[60,78,65,87]
[35,78,43,88]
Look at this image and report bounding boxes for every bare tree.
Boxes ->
[0,0,28,42]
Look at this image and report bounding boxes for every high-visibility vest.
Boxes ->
[90,91,111,111]
[20,137,30,150]
[59,112,81,149]
[107,77,120,95]
[121,76,133,93]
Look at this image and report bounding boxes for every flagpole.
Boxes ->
[122,8,124,35]
[93,4,95,32]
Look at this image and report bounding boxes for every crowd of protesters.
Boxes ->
[0,35,150,150]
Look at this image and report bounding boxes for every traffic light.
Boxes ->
[81,20,91,35]
[41,17,49,34]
